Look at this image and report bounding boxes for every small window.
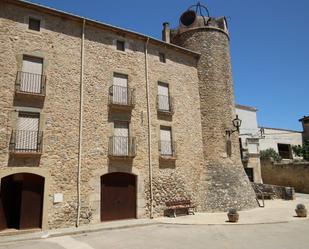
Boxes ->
[159,53,166,63]
[278,143,292,159]
[116,40,125,51]
[28,17,41,31]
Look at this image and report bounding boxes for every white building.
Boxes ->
[259,127,303,160]
[236,104,262,183]
[236,104,304,183]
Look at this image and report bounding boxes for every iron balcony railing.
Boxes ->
[15,71,46,95]
[159,140,176,158]
[108,85,135,107]
[9,130,43,153]
[157,95,174,114]
[108,136,136,158]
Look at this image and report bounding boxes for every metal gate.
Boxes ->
[101,173,136,221]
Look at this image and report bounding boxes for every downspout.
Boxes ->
[144,38,153,219]
[76,18,85,227]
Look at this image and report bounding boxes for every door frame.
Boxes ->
[0,168,50,230]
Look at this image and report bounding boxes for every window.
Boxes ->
[28,17,41,31]
[116,40,125,51]
[113,121,129,156]
[16,112,40,152]
[159,53,166,63]
[160,126,173,156]
[277,143,292,159]
[21,55,43,93]
[157,82,170,112]
[112,73,128,105]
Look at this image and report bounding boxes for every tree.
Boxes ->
[292,140,309,161]
[260,148,282,162]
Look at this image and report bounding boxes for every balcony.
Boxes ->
[108,85,135,110]
[9,130,43,155]
[159,140,176,160]
[108,136,136,159]
[15,71,46,96]
[157,95,174,115]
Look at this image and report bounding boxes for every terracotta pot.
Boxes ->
[227,213,239,222]
[295,208,307,218]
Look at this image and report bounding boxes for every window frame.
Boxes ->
[28,17,41,31]
[159,52,166,63]
[116,40,125,52]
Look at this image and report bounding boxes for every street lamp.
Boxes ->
[226,115,242,137]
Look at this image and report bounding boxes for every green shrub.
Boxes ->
[292,140,309,161]
[260,148,281,162]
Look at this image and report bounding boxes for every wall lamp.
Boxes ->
[226,115,242,137]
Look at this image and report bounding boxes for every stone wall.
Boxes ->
[0,0,205,229]
[261,159,309,193]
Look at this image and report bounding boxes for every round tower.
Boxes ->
[171,3,257,211]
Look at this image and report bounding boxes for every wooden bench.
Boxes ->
[165,200,196,218]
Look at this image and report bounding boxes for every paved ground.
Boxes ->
[1,220,309,249]
[1,194,309,248]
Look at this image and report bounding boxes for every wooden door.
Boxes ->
[101,173,136,221]
[0,194,7,230]
[19,174,44,229]
[21,56,43,93]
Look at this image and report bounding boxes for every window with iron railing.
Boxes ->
[15,71,46,95]
[157,95,173,113]
[108,136,136,157]
[9,130,43,153]
[109,85,135,107]
[159,140,176,157]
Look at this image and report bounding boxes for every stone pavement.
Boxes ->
[0,193,308,245]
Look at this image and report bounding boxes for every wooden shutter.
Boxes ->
[113,122,129,155]
[158,82,170,111]
[21,56,43,93]
[160,127,172,155]
[16,113,39,151]
[113,74,128,105]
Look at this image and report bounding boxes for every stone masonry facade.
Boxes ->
[0,0,256,231]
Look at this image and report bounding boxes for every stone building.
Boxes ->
[0,0,256,232]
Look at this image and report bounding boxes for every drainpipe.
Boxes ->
[144,38,153,219]
[76,18,85,227]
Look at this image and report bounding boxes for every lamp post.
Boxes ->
[226,115,242,137]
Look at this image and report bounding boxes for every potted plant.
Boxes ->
[295,204,307,217]
[227,208,239,222]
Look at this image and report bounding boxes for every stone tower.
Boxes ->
[169,4,257,211]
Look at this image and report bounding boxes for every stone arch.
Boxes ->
[90,166,145,223]
[0,168,50,230]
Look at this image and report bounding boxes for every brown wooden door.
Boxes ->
[101,173,136,221]
[19,174,44,229]
[0,196,7,230]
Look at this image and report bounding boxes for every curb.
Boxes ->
[1,217,308,245]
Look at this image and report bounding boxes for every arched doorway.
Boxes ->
[101,172,136,221]
[0,173,44,230]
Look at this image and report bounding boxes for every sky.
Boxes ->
[27,0,309,131]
